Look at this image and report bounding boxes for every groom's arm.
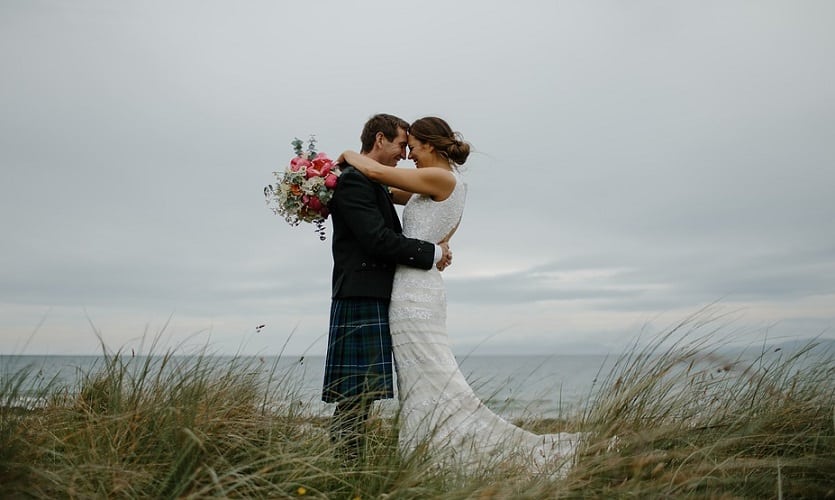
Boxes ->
[333,169,435,270]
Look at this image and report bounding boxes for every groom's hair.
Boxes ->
[360,114,409,153]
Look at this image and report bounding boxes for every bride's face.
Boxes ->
[407,136,434,168]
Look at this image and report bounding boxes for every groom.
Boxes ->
[323,113,451,461]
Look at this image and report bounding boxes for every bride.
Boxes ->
[338,116,582,476]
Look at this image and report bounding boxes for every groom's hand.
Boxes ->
[437,242,452,271]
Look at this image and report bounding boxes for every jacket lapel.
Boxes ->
[376,183,402,233]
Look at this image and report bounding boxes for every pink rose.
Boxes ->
[307,196,322,211]
[290,156,312,172]
[324,173,338,189]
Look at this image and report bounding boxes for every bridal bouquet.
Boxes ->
[264,136,341,240]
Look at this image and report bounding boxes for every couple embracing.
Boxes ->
[322,113,581,476]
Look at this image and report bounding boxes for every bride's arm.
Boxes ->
[339,150,455,200]
[390,188,413,205]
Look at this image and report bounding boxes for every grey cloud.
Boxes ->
[2,1,834,354]
[447,274,641,305]
[446,244,835,315]
[608,247,835,301]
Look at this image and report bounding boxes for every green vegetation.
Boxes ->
[2,318,833,498]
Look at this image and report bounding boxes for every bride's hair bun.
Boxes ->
[446,133,471,165]
[409,117,472,166]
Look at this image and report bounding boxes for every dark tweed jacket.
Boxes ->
[328,165,435,299]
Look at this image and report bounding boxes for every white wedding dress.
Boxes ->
[390,171,582,476]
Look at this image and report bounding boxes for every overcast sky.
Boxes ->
[2,1,834,356]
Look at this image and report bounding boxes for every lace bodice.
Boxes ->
[401,170,466,242]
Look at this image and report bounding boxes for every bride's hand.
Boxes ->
[340,150,371,173]
[436,242,452,271]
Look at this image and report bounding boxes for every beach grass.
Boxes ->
[1,317,833,498]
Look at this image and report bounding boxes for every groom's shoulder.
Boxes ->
[339,164,359,176]
[338,164,372,186]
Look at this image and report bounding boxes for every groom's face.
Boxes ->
[378,127,408,167]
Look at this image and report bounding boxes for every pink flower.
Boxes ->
[307,196,322,211]
[324,173,338,189]
[305,154,335,179]
[305,153,334,178]
[312,152,333,168]
[290,156,312,172]
[305,166,319,179]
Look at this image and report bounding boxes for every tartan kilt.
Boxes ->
[322,298,394,403]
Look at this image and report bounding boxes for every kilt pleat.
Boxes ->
[322,298,394,403]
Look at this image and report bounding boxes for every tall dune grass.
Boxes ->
[1,317,833,498]
[576,313,835,498]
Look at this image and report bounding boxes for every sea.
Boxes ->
[0,354,616,420]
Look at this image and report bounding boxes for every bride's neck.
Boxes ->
[427,155,453,170]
